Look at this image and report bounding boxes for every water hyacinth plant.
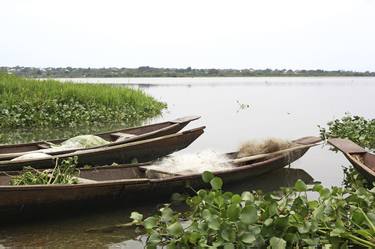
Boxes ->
[0,73,166,129]
[131,171,375,248]
[319,114,375,151]
[10,157,79,185]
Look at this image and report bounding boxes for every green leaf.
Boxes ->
[210,177,223,190]
[240,232,256,244]
[208,216,221,230]
[197,189,207,198]
[264,218,273,226]
[226,204,240,221]
[294,179,307,192]
[144,217,158,230]
[231,194,242,204]
[202,171,214,183]
[188,231,201,244]
[202,209,212,220]
[220,227,236,242]
[269,237,286,249]
[330,228,345,237]
[130,211,143,223]
[167,221,183,236]
[160,207,174,223]
[241,191,254,202]
[239,205,258,224]
[223,243,235,249]
[148,232,161,245]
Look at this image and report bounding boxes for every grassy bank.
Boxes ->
[0,73,166,130]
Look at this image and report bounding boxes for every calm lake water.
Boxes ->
[1,77,374,248]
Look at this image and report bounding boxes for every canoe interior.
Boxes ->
[363,153,375,171]
[0,122,174,154]
[0,144,309,186]
[349,152,375,177]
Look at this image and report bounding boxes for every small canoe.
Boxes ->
[0,127,205,171]
[0,136,319,219]
[0,115,200,160]
[328,138,375,182]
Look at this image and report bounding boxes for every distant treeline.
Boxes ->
[1,66,375,77]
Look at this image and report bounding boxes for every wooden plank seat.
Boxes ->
[110,132,136,139]
[37,143,51,149]
[76,177,98,184]
[139,166,184,178]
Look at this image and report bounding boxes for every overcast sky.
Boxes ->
[1,0,375,71]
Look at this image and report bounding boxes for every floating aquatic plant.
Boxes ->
[131,171,375,248]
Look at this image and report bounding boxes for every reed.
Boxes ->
[0,73,166,129]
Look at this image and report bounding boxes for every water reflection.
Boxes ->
[0,167,313,249]
[225,167,314,193]
[0,121,144,144]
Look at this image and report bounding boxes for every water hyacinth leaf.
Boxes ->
[144,217,158,230]
[241,191,254,202]
[319,187,331,198]
[202,209,212,220]
[294,179,307,192]
[130,211,143,223]
[297,222,311,234]
[220,227,236,242]
[231,194,242,204]
[214,195,225,207]
[269,237,286,249]
[197,189,207,198]
[148,232,161,245]
[302,238,320,246]
[166,242,176,249]
[264,218,273,226]
[202,171,214,183]
[223,243,235,249]
[210,177,223,190]
[190,196,202,206]
[226,204,240,221]
[239,205,258,225]
[330,228,345,237]
[208,216,221,230]
[160,207,174,223]
[240,232,256,244]
[171,193,185,203]
[167,221,183,236]
[188,231,201,244]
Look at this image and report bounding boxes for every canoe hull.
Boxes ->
[0,127,205,171]
[0,116,200,160]
[328,138,375,182]
[0,142,311,221]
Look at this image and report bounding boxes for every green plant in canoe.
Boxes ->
[0,73,166,129]
[10,157,79,185]
[131,172,375,248]
[319,114,375,151]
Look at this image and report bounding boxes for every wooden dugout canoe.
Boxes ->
[328,138,375,182]
[0,115,200,160]
[0,136,319,219]
[0,126,205,171]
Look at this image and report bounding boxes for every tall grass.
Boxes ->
[0,73,166,129]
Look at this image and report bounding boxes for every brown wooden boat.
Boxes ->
[0,115,200,160]
[0,136,320,219]
[0,127,205,171]
[328,138,375,182]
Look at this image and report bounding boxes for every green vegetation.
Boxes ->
[10,157,79,185]
[0,73,166,130]
[2,66,375,78]
[319,114,375,151]
[129,114,375,248]
[131,172,374,248]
